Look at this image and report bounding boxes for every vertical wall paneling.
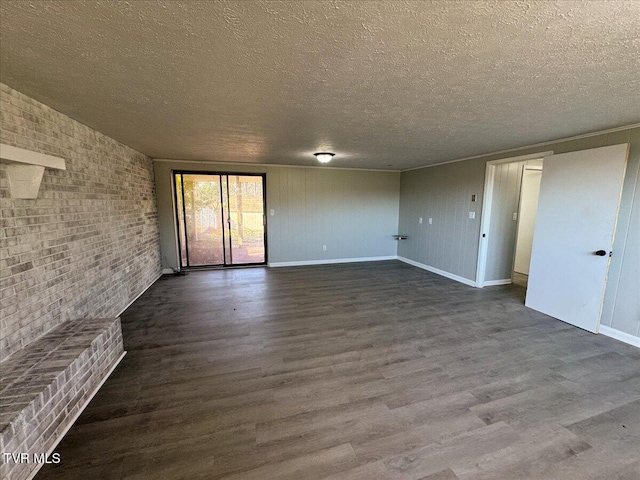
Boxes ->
[398,159,486,281]
[398,127,639,341]
[154,162,400,268]
[600,129,639,335]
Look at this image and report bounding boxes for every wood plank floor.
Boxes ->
[38,261,640,479]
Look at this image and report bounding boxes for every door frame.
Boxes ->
[172,170,268,269]
[475,151,552,288]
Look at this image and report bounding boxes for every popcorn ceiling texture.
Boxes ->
[1,1,639,170]
[0,83,161,362]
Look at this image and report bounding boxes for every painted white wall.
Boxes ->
[514,168,542,274]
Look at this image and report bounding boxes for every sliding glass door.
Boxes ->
[174,172,266,267]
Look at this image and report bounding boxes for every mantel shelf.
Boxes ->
[0,143,66,170]
[0,144,66,199]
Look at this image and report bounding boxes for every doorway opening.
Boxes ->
[512,166,543,289]
[174,172,267,268]
[475,152,551,291]
[476,144,630,334]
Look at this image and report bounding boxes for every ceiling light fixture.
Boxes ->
[314,152,335,164]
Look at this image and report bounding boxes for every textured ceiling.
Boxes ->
[1,1,639,170]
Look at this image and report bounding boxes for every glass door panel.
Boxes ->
[221,176,233,265]
[227,175,266,264]
[174,172,266,268]
[176,173,225,267]
[175,174,188,267]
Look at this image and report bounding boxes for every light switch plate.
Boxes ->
[469,212,476,219]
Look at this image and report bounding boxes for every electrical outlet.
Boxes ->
[419,217,423,224]
[513,212,518,221]
[428,218,432,224]
[322,245,327,251]
[469,212,476,219]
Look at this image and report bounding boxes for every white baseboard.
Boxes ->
[599,325,640,348]
[28,351,127,480]
[397,256,477,287]
[269,256,397,268]
[117,271,162,317]
[162,268,175,275]
[484,279,513,286]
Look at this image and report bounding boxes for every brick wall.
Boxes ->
[0,83,161,361]
[0,317,125,480]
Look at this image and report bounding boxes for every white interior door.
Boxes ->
[525,144,629,332]
[514,168,542,275]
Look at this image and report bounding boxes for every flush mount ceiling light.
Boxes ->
[314,152,335,164]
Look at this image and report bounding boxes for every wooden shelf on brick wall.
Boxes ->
[0,143,66,199]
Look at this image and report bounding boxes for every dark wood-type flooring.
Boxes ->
[38,261,640,479]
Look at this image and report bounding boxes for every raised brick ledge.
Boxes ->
[0,318,125,480]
